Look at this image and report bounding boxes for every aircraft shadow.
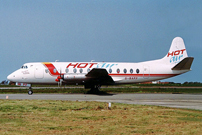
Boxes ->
[86,90,114,96]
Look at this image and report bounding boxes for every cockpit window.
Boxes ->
[21,65,28,69]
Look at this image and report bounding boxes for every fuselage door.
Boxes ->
[143,66,150,79]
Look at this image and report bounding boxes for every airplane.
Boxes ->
[7,37,194,95]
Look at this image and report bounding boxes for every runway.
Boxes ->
[0,93,202,110]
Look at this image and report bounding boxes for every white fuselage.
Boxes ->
[7,60,187,85]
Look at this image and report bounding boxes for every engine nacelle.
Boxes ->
[62,74,87,80]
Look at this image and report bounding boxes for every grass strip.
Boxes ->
[0,100,202,135]
[1,87,202,94]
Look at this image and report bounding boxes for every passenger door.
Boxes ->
[143,66,150,79]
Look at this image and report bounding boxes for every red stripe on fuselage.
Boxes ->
[41,63,179,78]
[42,62,60,76]
[109,74,178,77]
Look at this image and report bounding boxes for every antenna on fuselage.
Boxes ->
[55,60,59,62]
[91,60,95,62]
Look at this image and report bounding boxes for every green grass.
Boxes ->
[1,87,202,94]
[0,100,202,135]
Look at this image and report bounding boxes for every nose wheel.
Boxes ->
[28,87,33,95]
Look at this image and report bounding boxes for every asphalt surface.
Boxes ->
[0,93,202,110]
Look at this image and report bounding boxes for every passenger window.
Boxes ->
[123,69,127,74]
[65,68,69,73]
[109,69,112,73]
[87,68,91,73]
[73,68,77,73]
[117,68,120,73]
[130,69,133,74]
[136,69,140,74]
[80,68,83,73]
[45,69,49,73]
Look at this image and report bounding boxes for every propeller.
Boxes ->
[55,68,63,87]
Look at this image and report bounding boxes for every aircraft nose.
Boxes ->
[7,73,15,81]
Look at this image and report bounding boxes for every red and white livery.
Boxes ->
[7,37,194,95]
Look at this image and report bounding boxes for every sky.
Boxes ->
[0,0,201,83]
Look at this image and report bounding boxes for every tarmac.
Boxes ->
[0,93,202,110]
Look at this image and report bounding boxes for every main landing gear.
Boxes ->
[94,85,101,91]
[87,84,101,94]
[87,84,112,95]
[28,86,33,95]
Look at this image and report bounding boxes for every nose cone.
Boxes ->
[7,69,29,83]
[7,69,21,82]
[7,73,15,82]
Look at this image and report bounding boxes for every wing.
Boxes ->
[85,68,114,85]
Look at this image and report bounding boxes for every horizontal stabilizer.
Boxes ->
[172,57,194,70]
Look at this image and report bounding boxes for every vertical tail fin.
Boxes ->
[162,37,188,65]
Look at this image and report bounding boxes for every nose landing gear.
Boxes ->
[28,87,33,95]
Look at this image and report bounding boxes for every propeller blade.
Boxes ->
[55,68,63,87]
[59,67,63,87]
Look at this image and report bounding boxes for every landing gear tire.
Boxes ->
[87,84,101,94]
[28,90,33,95]
[28,86,33,95]
[95,85,101,91]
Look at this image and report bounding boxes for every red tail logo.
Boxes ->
[167,49,186,57]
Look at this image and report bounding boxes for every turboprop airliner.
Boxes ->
[7,37,194,95]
